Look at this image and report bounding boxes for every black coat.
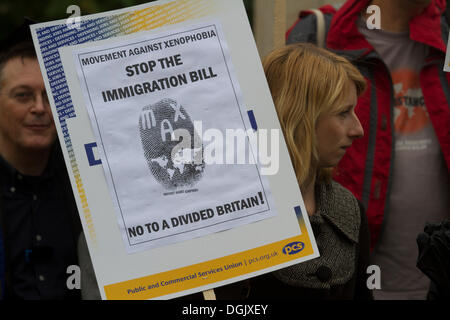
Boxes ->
[0,143,81,299]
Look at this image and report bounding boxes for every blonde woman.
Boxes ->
[249,43,372,300]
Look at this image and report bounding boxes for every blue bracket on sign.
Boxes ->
[247,110,258,131]
[84,142,102,166]
[294,206,302,218]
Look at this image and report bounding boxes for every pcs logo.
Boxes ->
[282,242,305,255]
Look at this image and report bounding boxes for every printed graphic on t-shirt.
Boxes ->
[392,69,431,151]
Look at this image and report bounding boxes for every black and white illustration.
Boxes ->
[74,21,277,253]
[139,98,205,190]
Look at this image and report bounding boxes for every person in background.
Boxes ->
[248,43,372,300]
[286,0,450,299]
[0,20,81,299]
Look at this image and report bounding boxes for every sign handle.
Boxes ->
[202,289,216,300]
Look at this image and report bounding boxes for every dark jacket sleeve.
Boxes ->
[354,201,373,300]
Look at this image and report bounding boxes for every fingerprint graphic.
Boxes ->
[139,98,205,190]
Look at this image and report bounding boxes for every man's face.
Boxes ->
[0,57,56,153]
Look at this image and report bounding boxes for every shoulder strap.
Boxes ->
[310,9,326,48]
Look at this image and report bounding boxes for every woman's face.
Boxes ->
[315,81,363,168]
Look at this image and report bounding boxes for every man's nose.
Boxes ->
[30,92,49,114]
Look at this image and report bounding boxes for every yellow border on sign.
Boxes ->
[104,217,314,300]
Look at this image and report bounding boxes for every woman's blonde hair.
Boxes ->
[263,43,366,190]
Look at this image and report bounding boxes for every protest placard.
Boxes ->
[30,0,319,299]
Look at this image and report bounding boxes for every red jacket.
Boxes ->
[287,0,450,249]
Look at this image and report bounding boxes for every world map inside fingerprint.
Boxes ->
[139,98,205,190]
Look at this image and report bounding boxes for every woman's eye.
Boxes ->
[339,109,351,117]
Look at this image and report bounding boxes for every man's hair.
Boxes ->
[263,42,366,191]
[0,41,37,88]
